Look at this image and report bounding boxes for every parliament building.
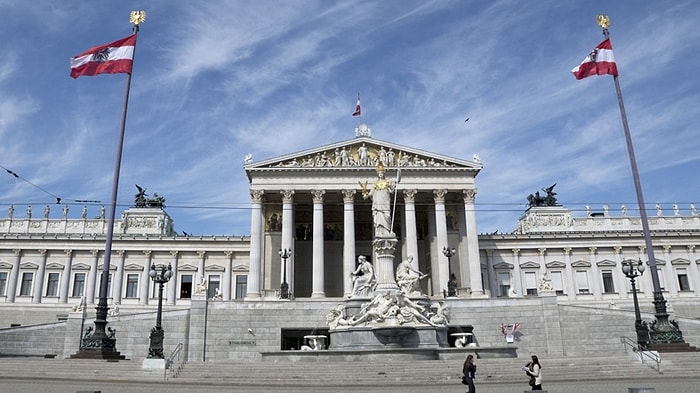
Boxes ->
[1,124,699,361]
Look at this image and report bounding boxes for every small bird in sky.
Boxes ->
[464,118,470,122]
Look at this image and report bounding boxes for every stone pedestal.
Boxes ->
[373,236,399,293]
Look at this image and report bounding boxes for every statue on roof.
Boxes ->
[527,183,558,208]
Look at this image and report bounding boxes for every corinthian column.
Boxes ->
[462,189,483,296]
[311,190,326,298]
[281,190,295,295]
[433,189,450,294]
[247,189,265,299]
[342,189,357,297]
[403,189,419,270]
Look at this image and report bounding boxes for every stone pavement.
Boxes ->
[0,378,691,393]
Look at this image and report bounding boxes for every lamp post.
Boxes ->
[621,259,649,350]
[148,264,173,358]
[442,246,457,297]
[279,248,291,299]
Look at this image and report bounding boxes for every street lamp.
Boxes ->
[147,264,173,358]
[279,248,291,299]
[442,246,457,297]
[621,259,649,350]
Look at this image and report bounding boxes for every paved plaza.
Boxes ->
[0,377,689,393]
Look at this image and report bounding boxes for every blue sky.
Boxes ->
[1,1,698,236]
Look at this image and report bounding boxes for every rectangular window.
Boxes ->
[207,275,221,299]
[497,272,510,297]
[180,274,193,299]
[235,275,247,299]
[576,270,589,294]
[97,273,112,298]
[657,268,665,291]
[20,272,34,296]
[551,271,564,295]
[677,268,690,291]
[46,272,60,297]
[524,272,537,296]
[602,270,615,293]
[125,274,139,298]
[72,273,86,297]
[0,272,7,296]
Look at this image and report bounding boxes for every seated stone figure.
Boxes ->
[350,255,376,297]
[395,256,427,295]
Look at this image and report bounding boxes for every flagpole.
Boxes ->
[73,11,145,360]
[390,169,400,233]
[598,15,684,347]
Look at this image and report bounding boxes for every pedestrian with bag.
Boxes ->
[521,355,543,390]
[462,354,476,393]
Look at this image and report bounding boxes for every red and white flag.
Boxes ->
[352,94,361,116]
[70,34,136,78]
[571,38,618,80]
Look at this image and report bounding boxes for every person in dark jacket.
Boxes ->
[462,354,477,393]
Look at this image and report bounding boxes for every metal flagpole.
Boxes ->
[72,10,146,360]
[598,15,684,347]
[390,167,401,233]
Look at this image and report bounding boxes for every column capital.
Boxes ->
[562,247,572,255]
[250,189,265,203]
[197,250,206,258]
[12,248,22,256]
[688,245,696,252]
[64,249,73,256]
[613,246,622,254]
[402,189,417,202]
[38,249,47,256]
[662,244,672,251]
[588,246,597,254]
[280,189,295,203]
[224,251,233,258]
[485,249,494,256]
[511,248,520,256]
[433,189,447,203]
[341,189,356,202]
[311,189,326,203]
[638,245,646,254]
[143,250,152,257]
[170,250,179,257]
[538,248,547,256]
[116,250,125,256]
[90,249,100,256]
[462,189,477,203]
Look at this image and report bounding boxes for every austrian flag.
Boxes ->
[571,38,618,80]
[70,34,136,78]
[352,95,361,117]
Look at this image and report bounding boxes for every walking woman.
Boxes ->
[462,354,477,393]
[524,355,543,390]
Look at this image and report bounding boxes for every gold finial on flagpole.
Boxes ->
[130,10,146,26]
[596,14,610,37]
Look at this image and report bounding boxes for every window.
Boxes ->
[576,270,589,294]
[235,275,247,299]
[46,272,59,297]
[20,272,33,296]
[180,274,193,299]
[657,268,665,291]
[0,272,7,296]
[677,268,690,291]
[125,274,139,298]
[72,273,86,297]
[207,275,221,299]
[551,271,564,295]
[497,272,510,297]
[98,273,112,298]
[524,272,537,296]
[602,270,615,293]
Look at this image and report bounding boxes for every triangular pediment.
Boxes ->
[492,262,514,270]
[124,263,144,271]
[0,261,12,269]
[97,263,117,271]
[178,264,198,272]
[546,261,566,269]
[519,261,540,269]
[20,262,39,269]
[245,136,482,176]
[596,259,616,267]
[671,258,690,266]
[207,265,225,272]
[73,263,92,270]
[232,264,248,272]
[571,260,591,268]
[45,262,64,270]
